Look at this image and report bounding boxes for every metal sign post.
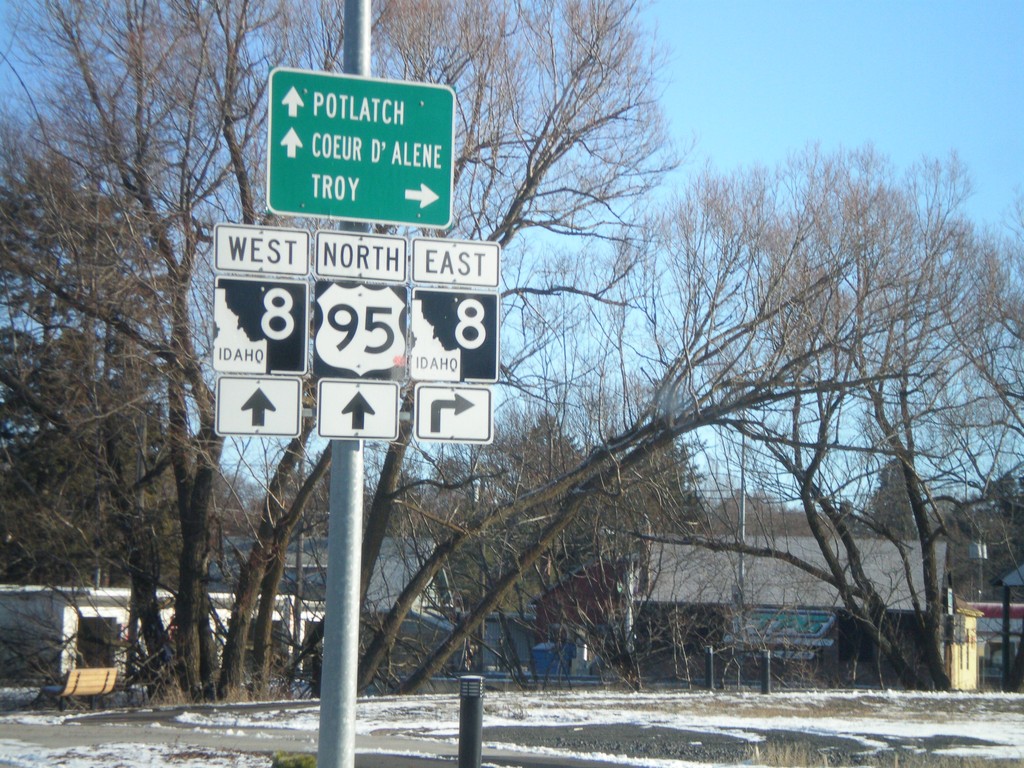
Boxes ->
[317,4,370,768]
[317,437,363,768]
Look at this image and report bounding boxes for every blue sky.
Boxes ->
[646,0,1024,228]
[2,1,1020,228]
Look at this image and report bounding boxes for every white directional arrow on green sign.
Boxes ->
[266,67,455,227]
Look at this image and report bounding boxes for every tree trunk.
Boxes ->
[252,543,289,696]
[217,542,267,698]
[398,494,586,693]
[218,439,327,699]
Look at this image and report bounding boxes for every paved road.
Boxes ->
[0,702,638,768]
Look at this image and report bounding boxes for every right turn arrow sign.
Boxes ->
[415,384,492,444]
[430,392,474,432]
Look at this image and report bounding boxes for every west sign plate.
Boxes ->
[267,68,454,227]
[215,223,310,277]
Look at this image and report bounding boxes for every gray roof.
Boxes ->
[995,562,1024,588]
[214,536,451,614]
[647,536,945,612]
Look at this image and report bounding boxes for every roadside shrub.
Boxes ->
[271,753,316,768]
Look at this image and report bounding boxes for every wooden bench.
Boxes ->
[41,667,118,710]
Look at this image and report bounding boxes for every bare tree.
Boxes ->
[2,0,678,699]
[0,0,294,698]
[691,149,996,690]
[950,190,1024,689]
[368,147,952,691]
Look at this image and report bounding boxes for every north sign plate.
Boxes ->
[267,67,454,227]
[316,231,406,283]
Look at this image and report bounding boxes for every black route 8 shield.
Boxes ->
[410,289,499,383]
[213,277,308,375]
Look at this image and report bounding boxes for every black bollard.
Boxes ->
[760,650,771,694]
[704,646,715,690]
[458,675,484,768]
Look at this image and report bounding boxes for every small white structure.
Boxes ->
[0,537,456,685]
[0,586,139,681]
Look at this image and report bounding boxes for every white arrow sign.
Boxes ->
[414,384,493,444]
[404,183,439,209]
[281,128,302,159]
[317,380,400,441]
[216,376,302,437]
[282,86,304,118]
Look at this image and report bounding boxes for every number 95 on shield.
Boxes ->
[313,280,408,380]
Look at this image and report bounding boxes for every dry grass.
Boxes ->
[270,754,316,768]
[751,741,1024,767]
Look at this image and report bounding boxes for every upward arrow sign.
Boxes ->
[242,387,276,427]
[281,128,302,159]
[341,392,376,431]
[216,376,302,438]
[282,86,304,118]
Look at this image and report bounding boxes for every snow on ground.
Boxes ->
[0,689,1022,767]
[0,739,271,768]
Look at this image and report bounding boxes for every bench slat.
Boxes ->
[60,668,117,697]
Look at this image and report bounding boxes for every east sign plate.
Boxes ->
[267,68,454,227]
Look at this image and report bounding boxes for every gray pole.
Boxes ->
[344,0,371,76]
[317,440,364,768]
[704,646,714,690]
[736,435,746,691]
[317,3,371,768]
[737,435,746,618]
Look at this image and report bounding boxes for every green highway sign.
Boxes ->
[267,67,455,227]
